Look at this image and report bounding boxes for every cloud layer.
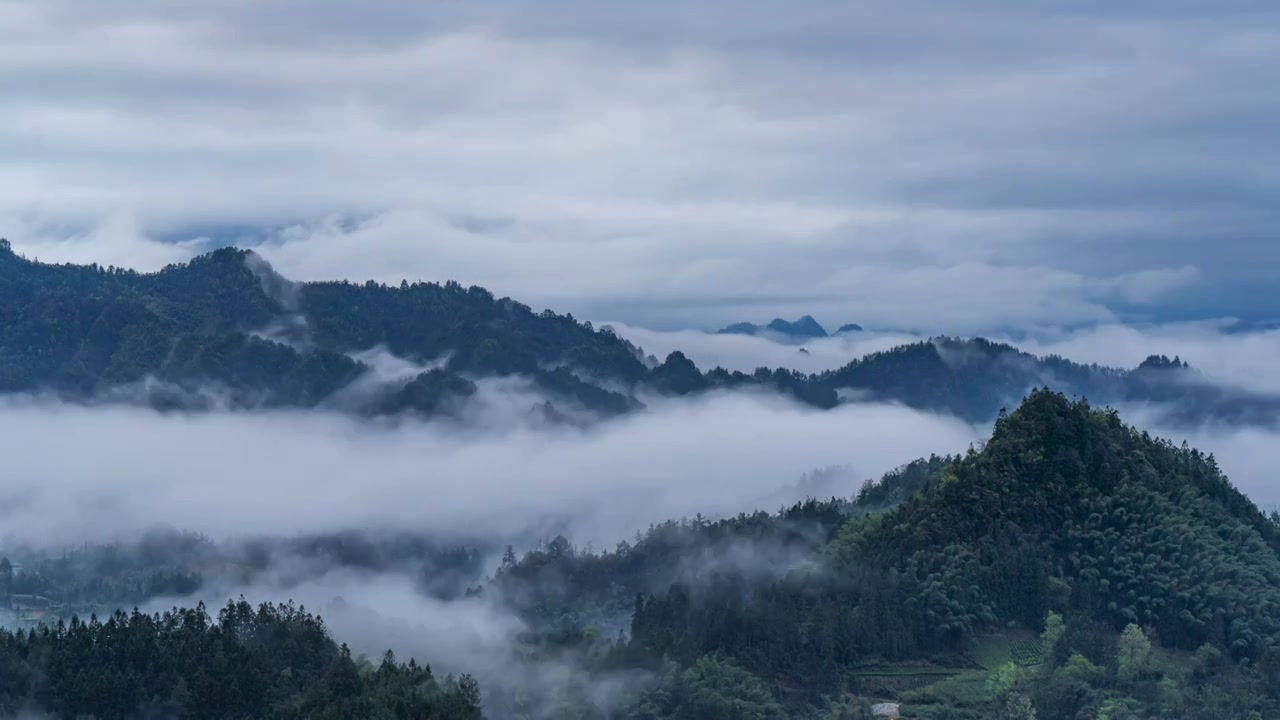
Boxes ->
[610,319,1280,397]
[3,0,1276,331]
[0,392,981,548]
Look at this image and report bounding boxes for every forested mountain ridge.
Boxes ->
[0,242,652,416]
[0,242,837,416]
[2,241,1276,427]
[815,336,1280,425]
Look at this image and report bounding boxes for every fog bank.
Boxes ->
[0,391,981,547]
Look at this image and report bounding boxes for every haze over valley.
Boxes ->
[2,1,1279,718]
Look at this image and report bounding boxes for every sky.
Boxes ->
[3,0,1277,333]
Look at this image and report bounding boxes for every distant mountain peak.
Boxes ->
[835,323,863,334]
[771,315,828,338]
[718,315,828,339]
[716,322,761,335]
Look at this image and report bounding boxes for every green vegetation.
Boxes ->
[1010,639,1046,667]
[484,391,1280,718]
[4,242,1278,425]
[0,600,482,719]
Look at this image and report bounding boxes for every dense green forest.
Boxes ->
[2,241,1277,426]
[0,599,483,719]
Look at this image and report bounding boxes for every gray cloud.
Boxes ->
[604,322,919,373]
[999,322,1280,395]
[2,0,1276,332]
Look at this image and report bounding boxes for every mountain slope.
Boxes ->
[862,390,1280,655]
[815,336,1280,425]
[0,244,646,416]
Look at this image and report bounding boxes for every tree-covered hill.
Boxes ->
[2,241,1276,427]
[613,392,1280,718]
[860,390,1280,660]
[0,242,649,417]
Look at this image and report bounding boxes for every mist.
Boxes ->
[605,321,919,374]
[598,321,1280,510]
[1006,322,1280,396]
[139,564,656,718]
[610,319,1280,392]
[1124,407,1280,513]
[146,569,519,675]
[0,390,981,549]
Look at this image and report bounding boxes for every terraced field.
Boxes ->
[1010,638,1046,666]
[972,631,1045,670]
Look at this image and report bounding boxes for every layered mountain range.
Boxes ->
[1,242,1275,427]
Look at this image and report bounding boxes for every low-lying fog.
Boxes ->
[4,320,1280,714]
[0,390,979,548]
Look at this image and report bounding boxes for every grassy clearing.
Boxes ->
[897,671,994,719]
[971,634,1011,670]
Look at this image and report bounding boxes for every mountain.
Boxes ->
[0,244,845,416]
[716,321,762,335]
[768,315,828,338]
[813,336,1280,426]
[3,243,1277,428]
[620,392,1280,717]
[716,315,829,339]
[0,243,654,417]
[466,393,1280,717]
[863,389,1280,648]
[714,316,863,338]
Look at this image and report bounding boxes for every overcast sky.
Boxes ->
[3,0,1277,332]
